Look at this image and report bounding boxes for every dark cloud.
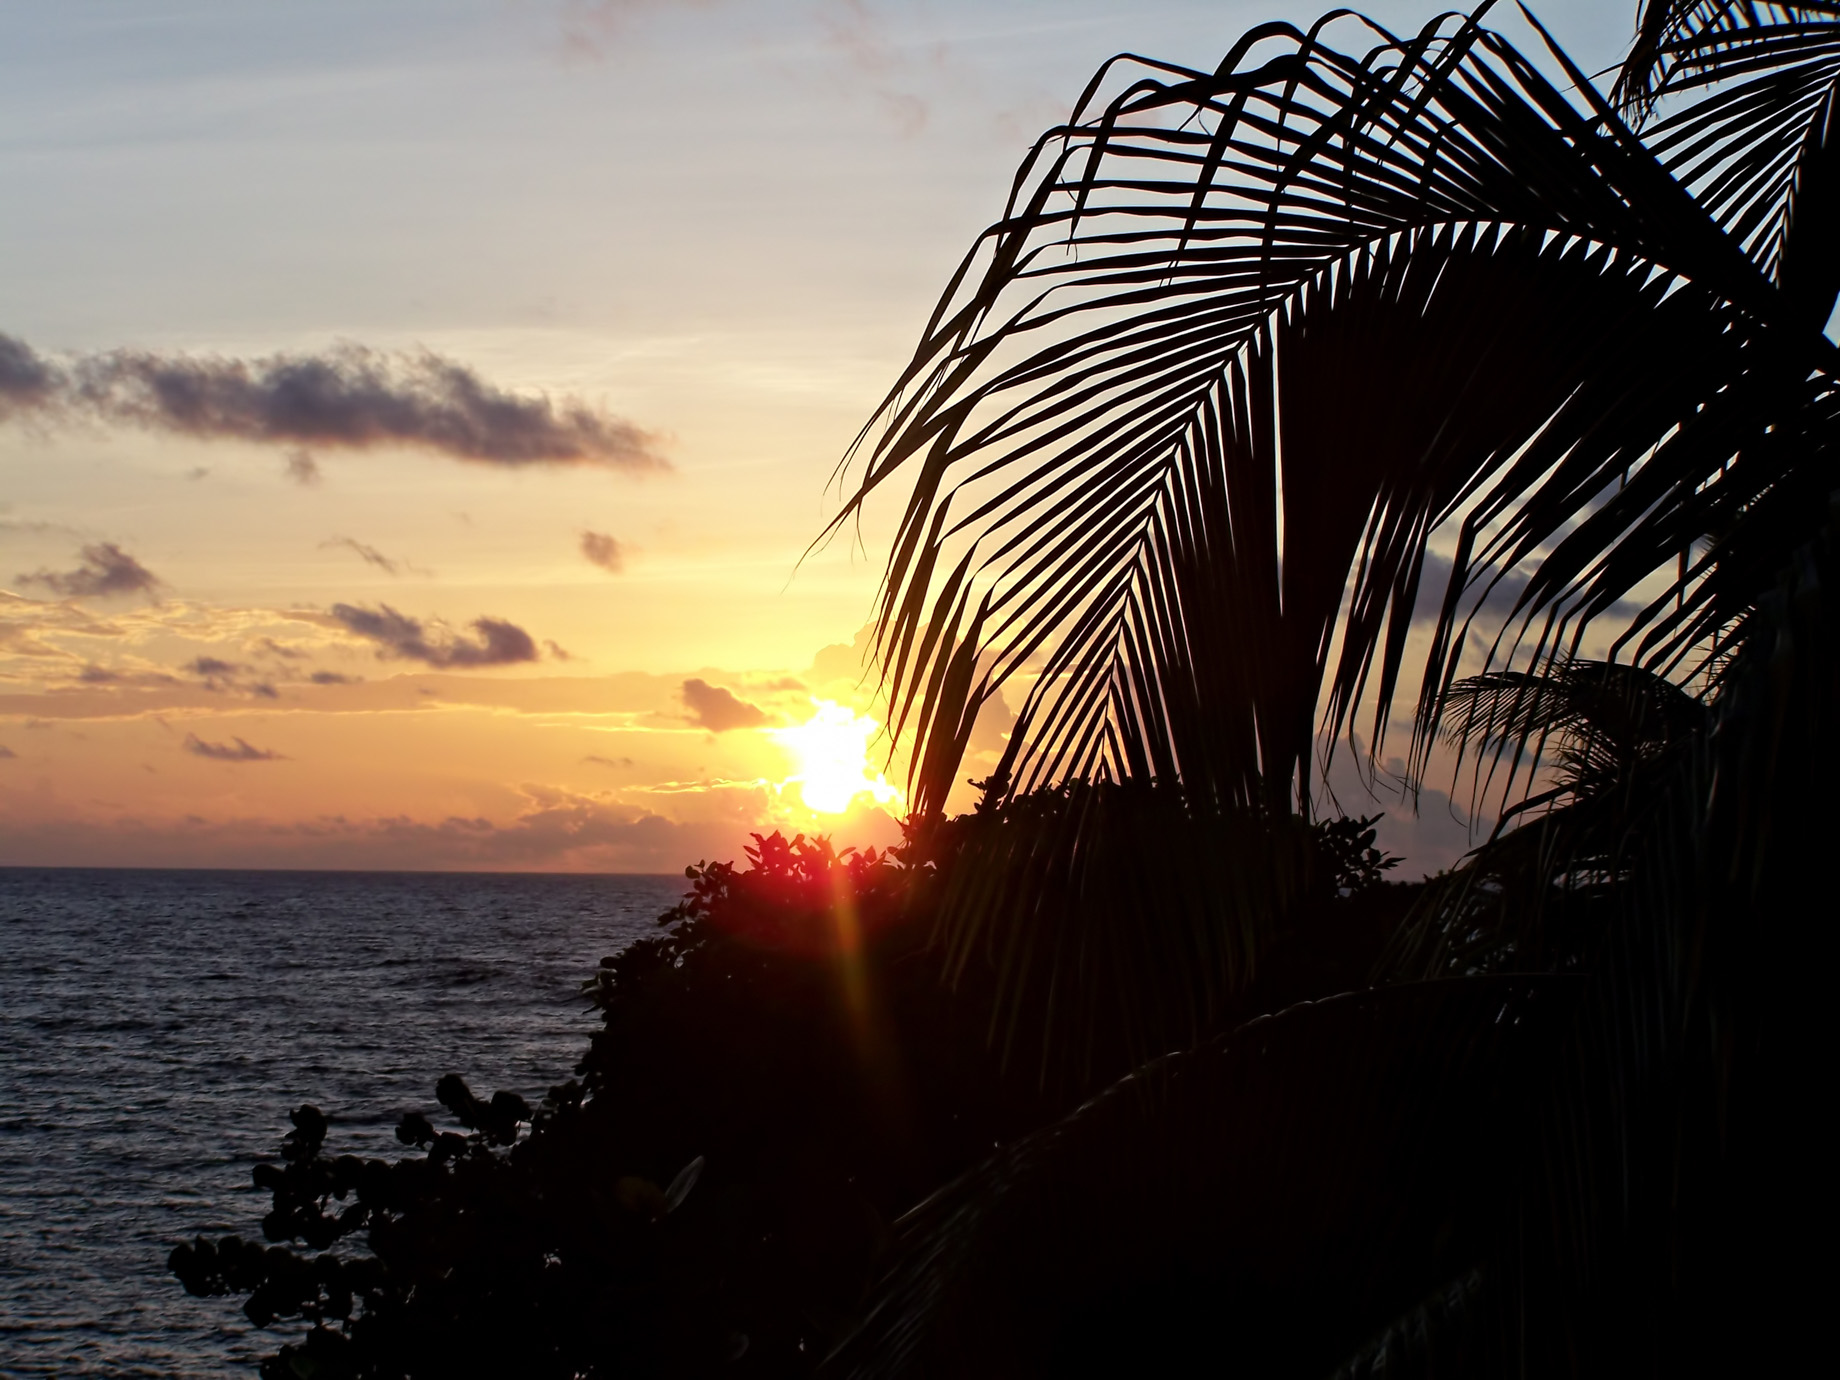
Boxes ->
[180,655,276,699]
[580,530,626,573]
[0,333,59,415]
[330,602,540,668]
[183,733,286,762]
[309,670,357,685]
[0,744,16,759]
[680,677,769,732]
[321,536,405,575]
[284,450,323,485]
[71,664,176,688]
[0,332,666,471]
[18,542,162,600]
[544,639,574,661]
[584,753,635,768]
[1408,554,1647,641]
[258,638,308,661]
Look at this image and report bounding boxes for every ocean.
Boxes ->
[0,867,686,1378]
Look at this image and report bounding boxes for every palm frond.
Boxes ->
[831,8,1835,818]
[1617,2,1840,327]
[1381,504,1840,1374]
[825,977,1563,1379]
[1440,659,1705,808]
[916,781,1329,1087]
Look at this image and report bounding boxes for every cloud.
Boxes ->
[0,333,59,415]
[183,733,286,762]
[76,663,177,687]
[0,786,756,872]
[580,530,626,573]
[544,639,574,661]
[17,543,162,600]
[309,670,356,685]
[330,602,540,668]
[584,753,635,768]
[0,744,15,759]
[0,516,79,538]
[0,332,668,471]
[557,0,727,58]
[966,685,1016,754]
[284,450,323,485]
[809,623,876,685]
[680,677,768,732]
[178,654,277,699]
[321,536,416,576]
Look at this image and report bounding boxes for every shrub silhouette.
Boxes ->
[172,815,1403,1377]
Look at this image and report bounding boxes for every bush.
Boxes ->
[173,811,1411,1377]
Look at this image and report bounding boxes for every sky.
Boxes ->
[0,0,1634,874]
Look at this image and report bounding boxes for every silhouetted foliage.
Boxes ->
[172,816,1411,1378]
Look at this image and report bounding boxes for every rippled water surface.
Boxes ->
[0,867,685,1378]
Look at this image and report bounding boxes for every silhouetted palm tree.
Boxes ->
[827,3,1838,1374]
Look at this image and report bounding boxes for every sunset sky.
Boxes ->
[1,0,1628,874]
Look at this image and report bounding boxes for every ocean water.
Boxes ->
[0,867,686,1378]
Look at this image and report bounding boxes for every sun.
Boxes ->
[771,700,905,816]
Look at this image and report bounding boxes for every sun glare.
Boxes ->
[772,700,905,816]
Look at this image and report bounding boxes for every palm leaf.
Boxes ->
[824,977,1563,1379]
[1439,658,1705,811]
[917,781,1329,1086]
[830,7,1836,820]
[1617,2,1840,329]
[1379,505,1840,1375]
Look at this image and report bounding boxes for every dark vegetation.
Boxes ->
[176,2,1835,1374]
[171,813,1403,1378]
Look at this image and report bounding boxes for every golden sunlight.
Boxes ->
[771,700,905,816]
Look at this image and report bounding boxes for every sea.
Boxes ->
[0,867,687,1378]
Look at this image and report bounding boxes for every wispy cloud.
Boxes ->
[580,530,626,573]
[183,733,286,762]
[0,744,16,759]
[680,677,769,732]
[0,332,668,472]
[320,536,426,577]
[330,602,542,668]
[17,543,162,600]
[0,515,80,538]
